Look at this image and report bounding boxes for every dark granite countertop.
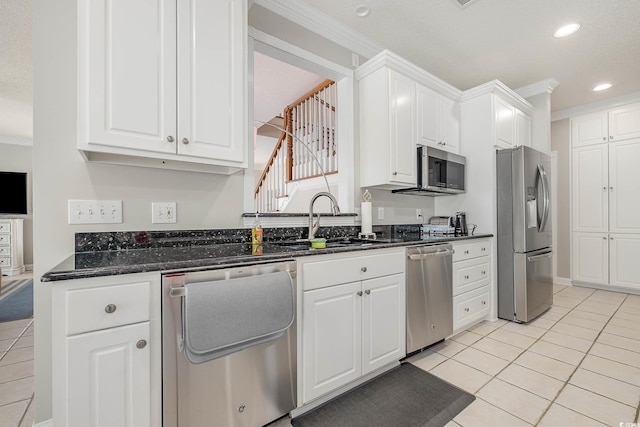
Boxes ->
[41,225,493,282]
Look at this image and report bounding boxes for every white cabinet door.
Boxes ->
[572,232,609,285]
[361,273,405,375]
[81,0,177,154]
[608,103,640,142]
[440,95,460,153]
[416,84,439,148]
[302,282,362,403]
[571,112,608,147]
[495,97,515,149]
[609,140,640,233]
[67,322,151,427]
[609,234,640,289]
[388,70,417,185]
[572,145,609,232]
[515,109,531,148]
[177,0,244,162]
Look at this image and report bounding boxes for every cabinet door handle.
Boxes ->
[481,270,486,275]
[481,247,486,252]
[365,289,371,295]
[136,340,147,349]
[610,237,614,240]
[464,250,469,254]
[610,135,614,140]
[603,186,607,191]
[105,304,117,314]
[603,237,607,240]
[392,171,397,176]
[609,186,613,190]
[182,138,190,145]
[361,267,367,272]
[166,135,174,143]
[464,275,470,280]
[357,291,363,297]
[482,300,487,305]
[464,307,470,312]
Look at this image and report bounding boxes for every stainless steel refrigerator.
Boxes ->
[497,146,553,323]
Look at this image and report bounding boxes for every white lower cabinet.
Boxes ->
[572,232,609,285]
[300,249,405,404]
[610,234,640,289]
[451,239,492,332]
[52,273,161,427]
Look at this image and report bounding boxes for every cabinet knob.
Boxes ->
[182,138,190,145]
[482,301,487,305]
[365,289,371,295]
[464,250,469,254]
[603,137,606,141]
[610,237,614,240]
[481,270,486,275]
[357,291,363,297]
[442,142,446,146]
[603,237,607,240]
[104,304,117,314]
[166,135,174,143]
[603,186,607,191]
[136,340,147,349]
[610,136,614,140]
[464,307,470,312]
[361,267,367,272]
[609,186,613,190]
[464,275,470,280]
[392,171,397,176]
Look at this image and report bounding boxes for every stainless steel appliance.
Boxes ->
[162,260,297,427]
[406,243,454,353]
[497,146,553,323]
[392,146,466,196]
[454,212,468,236]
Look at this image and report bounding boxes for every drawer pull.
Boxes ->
[136,340,147,349]
[464,250,469,254]
[361,267,367,272]
[482,300,487,305]
[104,304,117,314]
[481,270,486,275]
[464,275,469,280]
[464,307,470,312]
[357,291,363,297]
[365,289,371,295]
[481,247,486,252]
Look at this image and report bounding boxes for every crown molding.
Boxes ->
[0,135,32,147]
[551,90,640,121]
[461,79,534,115]
[355,50,462,99]
[515,78,560,98]
[252,0,384,59]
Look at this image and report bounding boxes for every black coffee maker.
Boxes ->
[455,212,468,236]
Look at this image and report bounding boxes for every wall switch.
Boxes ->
[68,200,123,224]
[416,208,422,220]
[152,202,177,224]
[377,207,385,220]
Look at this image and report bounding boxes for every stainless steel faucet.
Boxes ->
[308,192,341,240]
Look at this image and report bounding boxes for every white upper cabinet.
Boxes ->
[78,0,246,173]
[495,97,516,149]
[572,144,609,233]
[571,111,608,147]
[515,109,532,148]
[608,140,640,233]
[417,84,460,153]
[609,103,640,142]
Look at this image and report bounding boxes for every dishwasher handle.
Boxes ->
[408,248,454,261]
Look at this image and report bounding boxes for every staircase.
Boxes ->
[255,79,338,212]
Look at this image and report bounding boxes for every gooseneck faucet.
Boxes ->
[308,192,341,240]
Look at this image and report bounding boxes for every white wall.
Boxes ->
[0,143,33,267]
[33,1,245,422]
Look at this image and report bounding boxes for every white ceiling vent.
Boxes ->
[451,0,480,9]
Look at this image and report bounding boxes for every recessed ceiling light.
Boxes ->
[354,5,371,18]
[554,23,581,38]
[593,83,613,92]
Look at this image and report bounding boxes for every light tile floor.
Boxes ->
[408,283,640,426]
[0,272,34,427]
[3,277,640,426]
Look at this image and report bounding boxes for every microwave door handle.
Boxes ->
[537,164,550,232]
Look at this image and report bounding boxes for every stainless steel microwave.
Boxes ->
[392,146,466,196]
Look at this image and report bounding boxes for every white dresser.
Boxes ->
[0,218,25,276]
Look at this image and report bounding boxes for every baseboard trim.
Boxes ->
[34,419,54,427]
[555,276,572,286]
[571,281,640,296]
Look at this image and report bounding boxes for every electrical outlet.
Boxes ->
[416,209,422,220]
[152,202,177,224]
[377,207,385,220]
[68,200,122,224]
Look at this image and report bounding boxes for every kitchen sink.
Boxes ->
[274,238,384,251]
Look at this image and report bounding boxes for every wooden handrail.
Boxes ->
[287,79,334,110]
[254,128,285,196]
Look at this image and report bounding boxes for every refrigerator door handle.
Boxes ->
[536,164,550,232]
[527,251,553,262]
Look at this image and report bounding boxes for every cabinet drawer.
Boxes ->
[0,257,12,267]
[302,250,405,291]
[0,222,10,233]
[0,234,9,245]
[0,246,10,256]
[452,240,491,262]
[453,257,490,296]
[453,286,490,331]
[66,281,151,335]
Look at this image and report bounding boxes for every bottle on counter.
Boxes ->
[251,213,263,255]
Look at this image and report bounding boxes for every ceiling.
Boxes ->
[300,0,640,112]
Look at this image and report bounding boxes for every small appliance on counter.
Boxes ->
[422,216,455,235]
[454,212,468,236]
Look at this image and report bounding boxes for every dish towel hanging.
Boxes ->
[181,270,294,364]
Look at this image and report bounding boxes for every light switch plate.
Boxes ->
[152,202,177,224]
[68,200,123,224]
[378,207,385,220]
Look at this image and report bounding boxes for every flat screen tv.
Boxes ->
[0,172,28,215]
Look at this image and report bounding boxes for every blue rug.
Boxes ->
[0,279,33,322]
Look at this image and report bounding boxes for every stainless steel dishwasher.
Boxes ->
[162,260,297,427]
[406,244,454,353]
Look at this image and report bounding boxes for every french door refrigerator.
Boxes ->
[497,145,553,322]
